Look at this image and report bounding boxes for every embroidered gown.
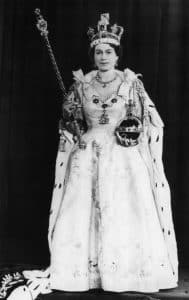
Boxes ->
[46,68,178,293]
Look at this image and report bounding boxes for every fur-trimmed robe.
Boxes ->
[48,68,178,280]
[22,68,178,297]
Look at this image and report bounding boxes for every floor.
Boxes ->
[0,265,189,300]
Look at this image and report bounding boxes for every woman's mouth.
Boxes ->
[100,62,109,65]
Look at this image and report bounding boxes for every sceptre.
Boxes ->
[34,8,67,98]
[34,8,86,150]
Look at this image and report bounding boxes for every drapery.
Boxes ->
[0,0,188,266]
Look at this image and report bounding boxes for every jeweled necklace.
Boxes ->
[95,72,117,88]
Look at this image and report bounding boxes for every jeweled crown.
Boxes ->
[87,13,124,48]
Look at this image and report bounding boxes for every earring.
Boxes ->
[115,60,118,67]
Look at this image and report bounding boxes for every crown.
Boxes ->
[87,13,124,48]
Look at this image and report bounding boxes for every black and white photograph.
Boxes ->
[0,0,189,299]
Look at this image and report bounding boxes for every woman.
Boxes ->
[23,13,178,296]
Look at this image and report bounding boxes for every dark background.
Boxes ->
[0,0,189,268]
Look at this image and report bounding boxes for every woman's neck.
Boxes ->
[97,69,116,82]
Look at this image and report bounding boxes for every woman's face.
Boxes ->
[94,43,118,72]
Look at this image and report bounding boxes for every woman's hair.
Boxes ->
[88,43,123,66]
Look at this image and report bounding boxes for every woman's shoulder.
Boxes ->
[115,68,142,84]
[72,69,98,84]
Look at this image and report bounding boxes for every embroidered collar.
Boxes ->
[72,68,142,100]
[72,68,142,85]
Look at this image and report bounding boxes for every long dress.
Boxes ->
[46,68,178,293]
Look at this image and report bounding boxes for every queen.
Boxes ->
[24,12,178,296]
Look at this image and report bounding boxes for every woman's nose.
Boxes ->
[101,52,107,59]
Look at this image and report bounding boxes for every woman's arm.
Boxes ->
[61,82,87,137]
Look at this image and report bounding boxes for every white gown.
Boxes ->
[47,69,178,292]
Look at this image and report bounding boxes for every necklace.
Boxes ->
[95,72,117,88]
